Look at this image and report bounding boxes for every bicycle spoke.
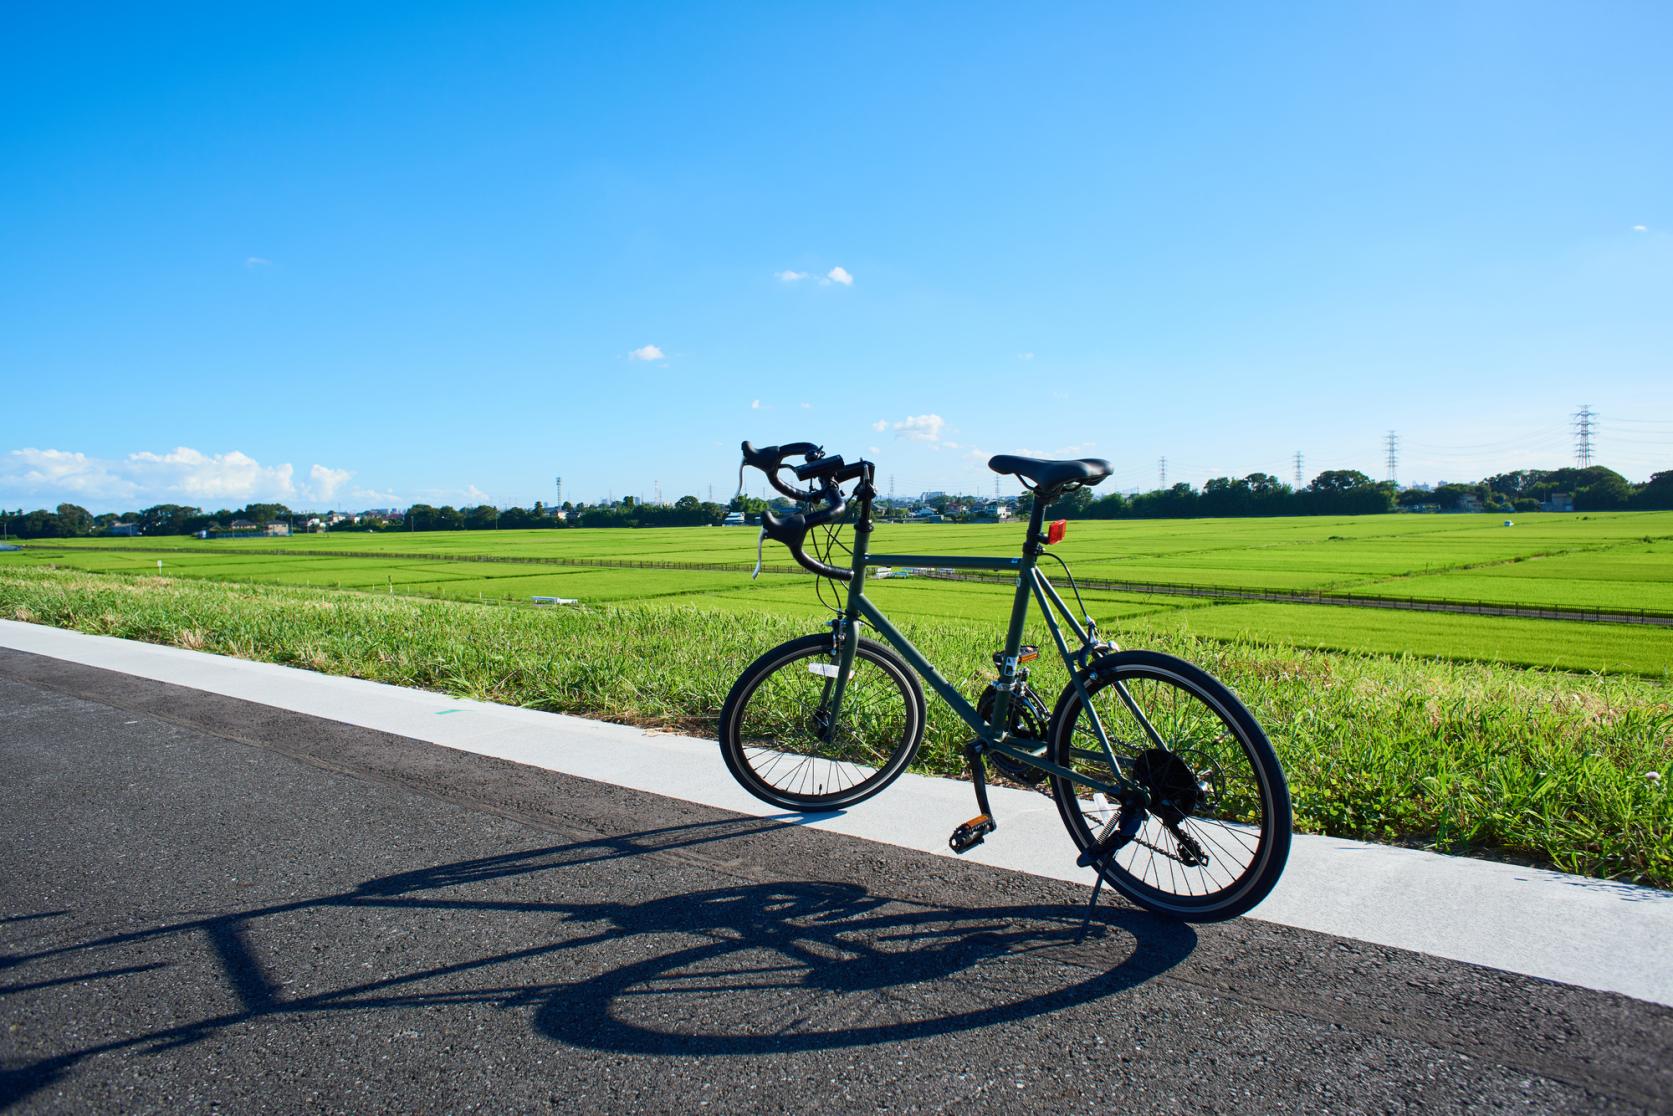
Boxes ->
[730,644,917,807]
[1051,660,1284,916]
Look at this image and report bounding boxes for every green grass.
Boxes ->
[3,564,1668,889]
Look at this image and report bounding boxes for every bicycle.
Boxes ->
[719,441,1291,922]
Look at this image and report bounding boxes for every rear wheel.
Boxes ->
[1048,650,1290,921]
[720,634,925,811]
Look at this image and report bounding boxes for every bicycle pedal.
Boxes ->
[948,814,997,854]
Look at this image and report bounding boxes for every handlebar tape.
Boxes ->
[740,440,825,502]
[761,497,853,581]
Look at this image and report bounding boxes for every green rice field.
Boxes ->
[10,511,1673,675]
[29,508,1673,600]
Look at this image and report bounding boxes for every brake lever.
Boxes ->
[752,527,766,580]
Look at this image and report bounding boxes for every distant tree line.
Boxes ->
[4,466,1669,540]
[0,495,744,539]
[2,501,301,540]
[1019,465,1673,520]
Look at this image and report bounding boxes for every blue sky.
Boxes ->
[3,1,1670,511]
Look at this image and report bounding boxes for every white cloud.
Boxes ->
[628,344,666,362]
[800,401,813,409]
[872,419,889,432]
[751,399,763,410]
[944,440,960,449]
[891,414,945,443]
[776,270,809,282]
[2,445,359,509]
[1018,351,1035,361]
[308,464,353,503]
[825,266,854,286]
[464,484,492,505]
[244,256,272,268]
[1633,224,1649,233]
[126,447,295,501]
[3,448,133,500]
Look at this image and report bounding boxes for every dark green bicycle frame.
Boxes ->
[823,496,1135,797]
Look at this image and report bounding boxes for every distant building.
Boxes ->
[722,511,748,526]
[265,523,291,537]
[1542,492,1575,513]
[106,523,140,537]
[964,503,1011,523]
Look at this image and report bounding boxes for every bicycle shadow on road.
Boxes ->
[1,816,1196,1104]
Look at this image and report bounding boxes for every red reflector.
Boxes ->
[1047,519,1068,545]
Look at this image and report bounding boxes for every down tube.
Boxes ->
[853,597,987,735]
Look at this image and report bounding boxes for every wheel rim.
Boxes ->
[733,647,915,802]
[1059,669,1272,907]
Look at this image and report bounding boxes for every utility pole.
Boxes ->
[554,476,563,507]
[1293,451,1304,490]
[1572,405,1595,466]
[654,479,662,505]
[1385,431,1399,486]
[1158,457,1167,488]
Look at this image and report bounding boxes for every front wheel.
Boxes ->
[719,634,926,811]
[1047,650,1290,921]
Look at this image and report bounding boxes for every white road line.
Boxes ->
[3,618,1669,1007]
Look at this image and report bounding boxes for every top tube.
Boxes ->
[862,553,1022,571]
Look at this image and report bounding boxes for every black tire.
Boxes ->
[1047,650,1290,922]
[719,634,926,811]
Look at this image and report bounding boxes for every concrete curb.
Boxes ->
[3,617,1669,1008]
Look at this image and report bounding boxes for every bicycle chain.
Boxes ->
[1128,826,1209,868]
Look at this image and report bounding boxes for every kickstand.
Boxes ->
[1076,863,1107,943]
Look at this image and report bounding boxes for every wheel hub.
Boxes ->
[1130,748,1207,824]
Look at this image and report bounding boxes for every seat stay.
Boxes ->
[1028,568,1129,784]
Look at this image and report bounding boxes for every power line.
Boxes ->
[1384,431,1399,486]
[1573,404,1595,466]
[1293,451,1304,489]
[1158,457,1167,488]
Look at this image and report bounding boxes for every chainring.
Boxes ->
[976,683,1050,785]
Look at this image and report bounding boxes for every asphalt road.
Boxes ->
[2,649,1668,1114]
